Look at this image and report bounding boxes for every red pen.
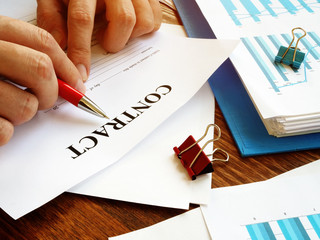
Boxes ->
[58,79,109,119]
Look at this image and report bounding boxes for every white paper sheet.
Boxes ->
[69,81,213,209]
[273,159,320,179]
[68,24,212,209]
[201,170,320,240]
[109,208,211,240]
[0,13,238,219]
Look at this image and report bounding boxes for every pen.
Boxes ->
[58,79,109,119]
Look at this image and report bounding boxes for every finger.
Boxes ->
[0,40,56,110]
[37,0,68,49]
[67,0,97,81]
[130,0,155,39]
[0,16,85,92]
[148,0,162,32]
[99,0,136,53]
[0,81,38,125]
[0,117,14,146]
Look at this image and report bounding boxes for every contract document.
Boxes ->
[0,5,238,219]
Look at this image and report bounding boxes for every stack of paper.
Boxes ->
[195,0,320,137]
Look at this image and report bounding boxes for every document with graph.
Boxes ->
[201,169,320,240]
[196,0,320,137]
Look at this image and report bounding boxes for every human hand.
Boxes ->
[0,15,85,146]
[36,0,162,81]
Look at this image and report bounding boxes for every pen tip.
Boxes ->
[98,109,109,119]
[97,110,109,119]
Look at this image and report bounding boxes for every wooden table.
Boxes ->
[1,3,320,239]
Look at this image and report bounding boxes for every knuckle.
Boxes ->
[32,53,54,82]
[136,18,154,34]
[36,28,57,52]
[0,119,14,146]
[16,94,39,125]
[38,28,56,49]
[117,10,136,28]
[69,8,93,26]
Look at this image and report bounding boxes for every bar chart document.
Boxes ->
[201,172,320,240]
[196,0,320,136]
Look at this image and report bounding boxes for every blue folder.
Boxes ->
[173,0,320,156]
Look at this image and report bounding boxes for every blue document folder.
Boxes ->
[173,0,320,156]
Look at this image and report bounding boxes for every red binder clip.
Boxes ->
[173,124,229,180]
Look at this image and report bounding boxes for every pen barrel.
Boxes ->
[57,79,84,106]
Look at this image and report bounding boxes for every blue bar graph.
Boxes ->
[277,218,310,239]
[220,0,320,26]
[307,214,320,238]
[281,33,292,44]
[279,0,298,14]
[308,32,320,61]
[246,222,276,240]
[246,214,320,240]
[241,37,280,92]
[297,0,314,12]
[259,0,277,16]
[220,0,241,26]
[268,34,282,50]
[241,0,261,22]
[255,36,289,81]
[296,33,320,60]
[309,32,320,46]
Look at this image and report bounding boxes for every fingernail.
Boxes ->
[75,80,86,94]
[76,64,88,82]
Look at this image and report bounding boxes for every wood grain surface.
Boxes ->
[1,2,319,239]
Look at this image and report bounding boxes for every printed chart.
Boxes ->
[245,214,320,239]
[241,31,320,93]
[196,0,320,132]
[200,170,320,240]
[220,0,320,26]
